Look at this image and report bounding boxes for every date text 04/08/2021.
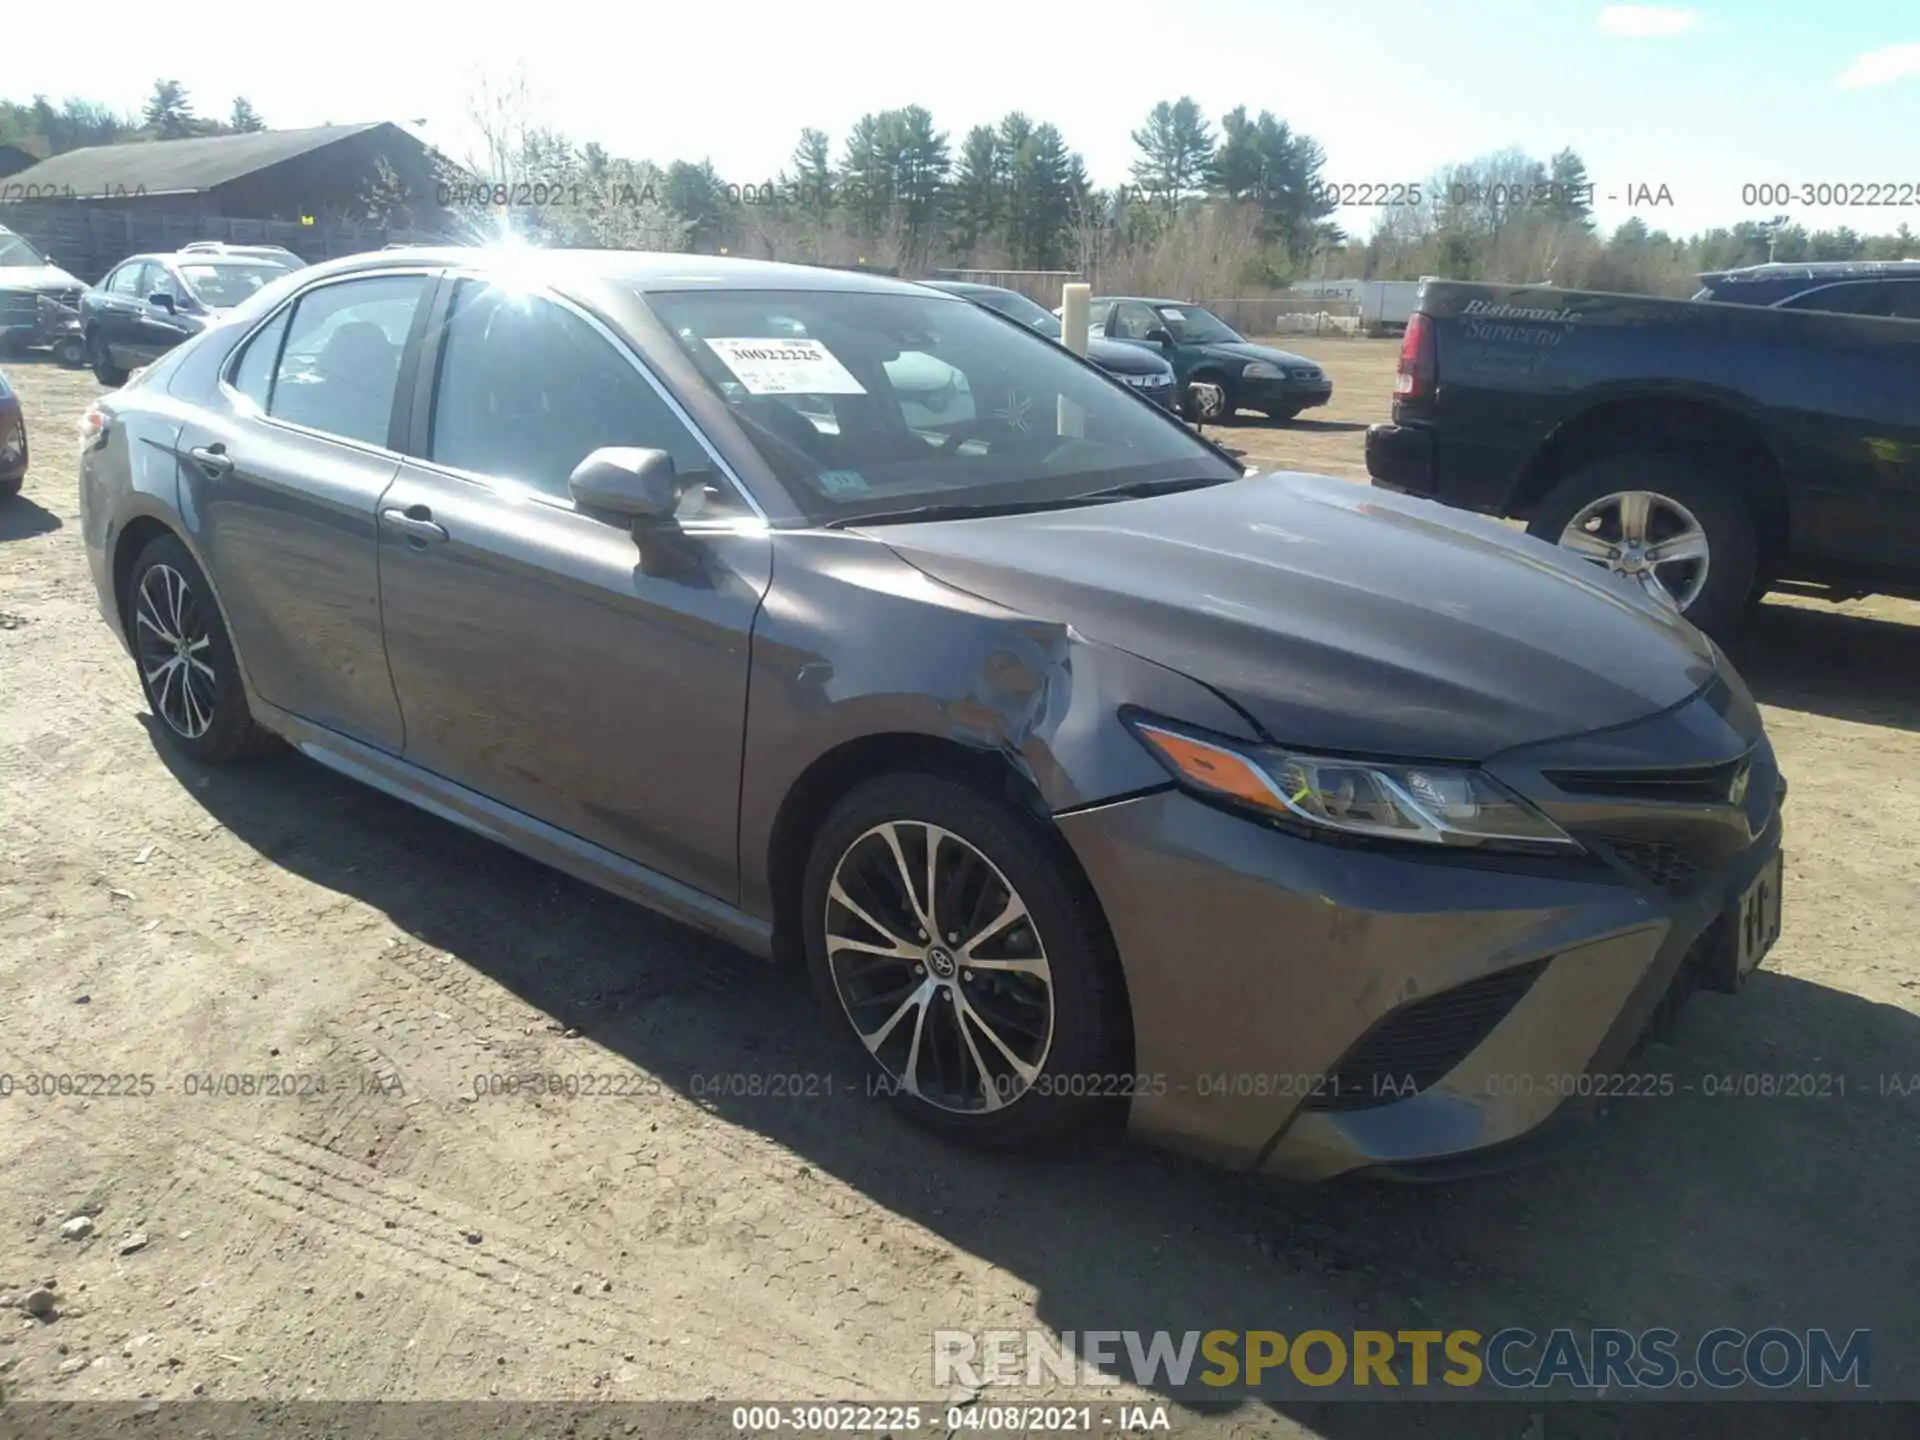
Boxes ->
[730,1404,1170,1434]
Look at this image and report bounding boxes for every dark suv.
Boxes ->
[80,247,304,385]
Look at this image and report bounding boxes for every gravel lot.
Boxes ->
[1,342,1915,1435]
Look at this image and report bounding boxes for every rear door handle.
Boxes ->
[381,506,449,546]
[188,444,233,478]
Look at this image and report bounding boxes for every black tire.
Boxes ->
[88,329,128,387]
[1262,406,1303,423]
[0,474,21,500]
[801,772,1129,1149]
[1526,452,1758,637]
[125,533,276,763]
[53,336,87,369]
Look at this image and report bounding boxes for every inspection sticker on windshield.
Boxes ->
[1158,307,1186,320]
[704,337,866,395]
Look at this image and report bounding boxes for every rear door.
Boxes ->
[173,268,438,751]
[375,276,772,901]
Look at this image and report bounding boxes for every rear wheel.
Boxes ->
[126,534,275,763]
[802,773,1128,1148]
[88,329,127,387]
[1527,452,1758,637]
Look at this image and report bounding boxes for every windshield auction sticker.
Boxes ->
[705,337,867,395]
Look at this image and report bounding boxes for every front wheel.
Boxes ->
[1527,452,1758,637]
[126,534,275,762]
[1262,406,1303,423]
[53,335,87,368]
[802,773,1129,1148]
[89,329,128,387]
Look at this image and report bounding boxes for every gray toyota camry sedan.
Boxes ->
[78,249,1786,1180]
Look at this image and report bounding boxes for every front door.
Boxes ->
[174,269,436,751]
[376,277,772,902]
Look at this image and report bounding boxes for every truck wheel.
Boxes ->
[1527,453,1758,637]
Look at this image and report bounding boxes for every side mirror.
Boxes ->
[568,446,684,521]
[148,291,176,312]
[1144,326,1175,347]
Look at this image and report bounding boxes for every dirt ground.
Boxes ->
[1,340,1916,1435]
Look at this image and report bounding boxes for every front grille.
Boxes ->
[1289,368,1324,381]
[1305,959,1551,1112]
[1546,757,1749,806]
[1596,836,1705,890]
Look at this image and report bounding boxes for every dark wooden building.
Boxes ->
[0,123,447,224]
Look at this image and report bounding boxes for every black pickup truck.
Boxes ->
[1365,262,1920,635]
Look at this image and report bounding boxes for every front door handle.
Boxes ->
[381,506,450,546]
[188,443,233,478]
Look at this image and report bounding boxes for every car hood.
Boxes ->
[0,264,85,293]
[1204,340,1317,369]
[870,471,1719,761]
[1085,337,1173,375]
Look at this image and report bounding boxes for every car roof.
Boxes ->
[1092,296,1193,306]
[313,247,964,298]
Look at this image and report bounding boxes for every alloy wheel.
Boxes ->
[823,820,1055,1114]
[1557,488,1711,611]
[134,563,218,739]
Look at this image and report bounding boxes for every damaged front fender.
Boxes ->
[736,530,1258,919]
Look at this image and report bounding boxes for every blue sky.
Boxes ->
[9,1,1918,240]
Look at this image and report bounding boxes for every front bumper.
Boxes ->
[1057,728,1784,1181]
[0,293,85,349]
[1239,373,1332,412]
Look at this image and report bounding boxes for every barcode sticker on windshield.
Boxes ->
[705,337,867,395]
[1157,307,1185,320]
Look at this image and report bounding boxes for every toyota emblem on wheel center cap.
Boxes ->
[926,946,957,979]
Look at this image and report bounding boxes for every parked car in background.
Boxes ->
[0,366,27,497]
[1691,258,1920,309]
[0,225,88,357]
[1077,296,1334,422]
[919,280,1179,409]
[1365,274,1920,635]
[80,249,1784,1181]
[80,247,304,385]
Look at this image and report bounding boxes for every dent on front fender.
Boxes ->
[735,531,1258,917]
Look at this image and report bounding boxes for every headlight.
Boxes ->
[1127,716,1578,851]
[1241,361,1286,379]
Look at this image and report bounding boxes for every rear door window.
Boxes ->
[265,274,429,448]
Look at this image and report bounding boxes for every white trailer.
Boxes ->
[1287,279,1424,335]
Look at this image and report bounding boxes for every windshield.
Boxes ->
[647,288,1236,523]
[180,261,292,308]
[1153,304,1242,343]
[972,288,1064,338]
[0,231,49,268]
